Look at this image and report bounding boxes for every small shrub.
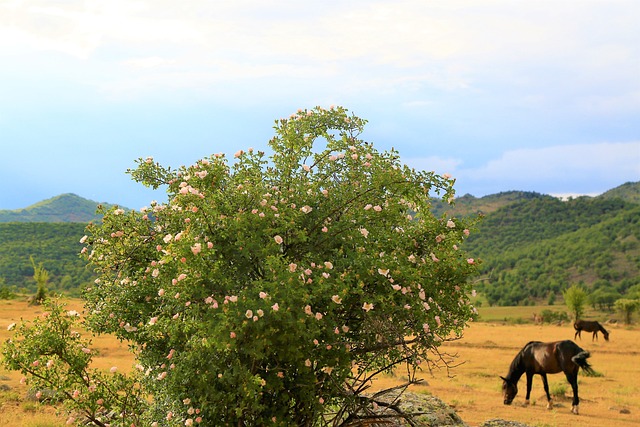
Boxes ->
[540,309,570,324]
[550,383,567,397]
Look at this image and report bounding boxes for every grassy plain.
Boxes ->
[0,298,638,427]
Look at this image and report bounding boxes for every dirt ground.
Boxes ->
[372,321,640,427]
[1,299,638,427]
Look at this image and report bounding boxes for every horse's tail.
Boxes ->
[572,350,594,375]
[573,320,581,330]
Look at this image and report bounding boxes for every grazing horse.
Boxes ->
[574,319,609,341]
[500,340,594,415]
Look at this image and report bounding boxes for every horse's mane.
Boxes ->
[507,341,539,379]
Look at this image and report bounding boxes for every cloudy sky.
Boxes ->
[1,0,638,210]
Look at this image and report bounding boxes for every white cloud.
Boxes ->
[452,142,640,195]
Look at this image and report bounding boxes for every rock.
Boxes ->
[480,419,533,427]
[363,390,468,426]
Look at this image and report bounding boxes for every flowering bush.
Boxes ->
[4,106,479,426]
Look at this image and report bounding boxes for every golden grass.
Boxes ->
[1,298,638,427]
[372,321,640,427]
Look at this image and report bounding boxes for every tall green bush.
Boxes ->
[3,107,479,426]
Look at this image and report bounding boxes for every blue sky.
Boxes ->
[1,0,638,210]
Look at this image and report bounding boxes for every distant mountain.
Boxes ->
[0,193,120,223]
[463,182,640,306]
[598,181,640,204]
[0,184,637,303]
[432,181,640,218]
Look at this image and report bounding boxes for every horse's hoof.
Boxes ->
[524,399,530,406]
[571,405,579,415]
[546,401,553,410]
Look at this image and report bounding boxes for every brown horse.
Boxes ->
[500,340,594,415]
[574,319,609,341]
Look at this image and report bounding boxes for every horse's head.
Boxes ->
[603,330,610,341]
[500,376,518,405]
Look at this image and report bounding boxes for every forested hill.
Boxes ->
[0,193,116,223]
[0,183,638,302]
[460,182,640,306]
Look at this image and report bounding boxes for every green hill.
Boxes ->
[0,222,94,295]
[0,184,638,303]
[464,182,640,306]
[0,193,114,223]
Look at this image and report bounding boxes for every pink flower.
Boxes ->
[245,310,253,319]
[191,243,202,255]
[373,205,382,212]
[322,226,328,232]
[446,219,456,228]
[230,332,236,339]
[435,315,442,327]
[463,229,470,236]
[467,258,475,264]
[110,366,118,373]
[377,268,389,276]
[158,289,165,296]
[331,295,342,304]
[259,291,268,299]
[149,316,158,325]
[359,228,369,238]
[304,305,313,315]
[274,235,283,244]
[362,302,374,312]
[324,261,333,269]
[288,263,297,272]
[364,204,372,210]
[301,205,312,214]
[81,347,91,354]
[315,312,323,320]
[271,303,280,311]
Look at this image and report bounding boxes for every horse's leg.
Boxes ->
[540,373,552,409]
[574,329,579,340]
[565,372,580,415]
[524,372,533,405]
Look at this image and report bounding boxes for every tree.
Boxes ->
[29,256,49,305]
[3,107,479,426]
[614,298,640,324]
[563,284,587,321]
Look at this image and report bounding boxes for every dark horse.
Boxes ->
[500,340,594,415]
[574,319,609,341]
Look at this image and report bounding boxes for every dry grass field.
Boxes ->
[1,298,638,427]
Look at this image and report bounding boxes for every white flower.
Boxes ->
[7,323,16,331]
